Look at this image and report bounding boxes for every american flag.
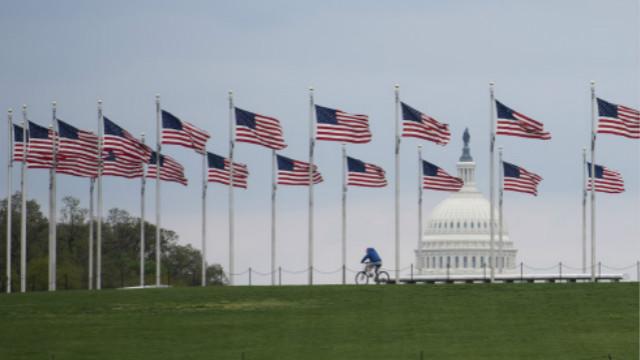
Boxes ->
[596,98,640,139]
[495,100,551,140]
[12,124,27,162]
[235,107,287,150]
[56,157,98,178]
[502,161,543,196]
[58,120,99,161]
[346,156,387,187]
[401,102,451,145]
[103,117,151,163]
[587,162,625,194]
[27,121,55,165]
[146,152,188,186]
[161,110,210,153]
[102,150,144,179]
[276,155,323,186]
[315,105,371,144]
[422,161,463,191]
[207,152,248,188]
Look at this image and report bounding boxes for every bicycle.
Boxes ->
[355,263,390,284]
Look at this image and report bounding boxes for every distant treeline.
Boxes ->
[0,194,226,291]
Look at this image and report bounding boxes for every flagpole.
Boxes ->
[308,86,315,286]
[498,146,504,274]
[155,94,161,287]
[97,99,103,290]
[489,82,496,282]
[49,101,58,291]
[88,177,94,290]
[20,106,27,293]
[341,143,347,285]
[394,84,400,283]
[6,109,13,294]
[417,145,423,273]
[581,147,587,274]
[589,81,596,282]
[201,150,207,287]
[271,149,277,286]
[140,133,146,287]
[228,90,235,286]
[6,109,13,293]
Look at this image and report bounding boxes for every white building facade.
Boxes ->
[415,129,517,275]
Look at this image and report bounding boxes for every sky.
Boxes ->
[0,0,638,284]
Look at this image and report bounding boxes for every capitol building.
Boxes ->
[415,129,517,275]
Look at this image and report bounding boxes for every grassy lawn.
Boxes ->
[0,283,637,359]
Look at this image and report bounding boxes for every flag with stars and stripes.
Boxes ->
[27,121,55,165]
[276,155,323,186]
[206,152,248,188]
[103,117,152,163]
[596,98,640,139]
[161,110,210,153]
[347,156,387,187]
[57,120,99,161]
[315,105,371,144]
[422,161,463,191]
[146,151,188,186]
[401,102,450,145]
[12,124,27,162]
[496,100,551,140]
[503,161,543,196]
[587,162,625,194]
[235,107,286,150]
[102,150,144,179]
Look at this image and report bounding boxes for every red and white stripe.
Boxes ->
[147,154,188,186]
[103,134,151,163]
[27,129,56,165]
[497,112,551,140]
[402,115,451,145]
[56,157,99,178]
[208,161,249,188]
[504,167,543,196]
[316,111,371,144]
[236,114,286,150]
[597,105,640,139]
[102,158,144,179]
[162,121,210,153]
[58,130,99,161]
[277,161,323,186]
[423,169,463,192]
[13,142,26,162]
[588,167,625,194]
[348,163,387,188]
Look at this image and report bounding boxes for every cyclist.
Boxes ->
[360,247,382,278]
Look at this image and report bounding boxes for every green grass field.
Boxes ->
[0,283,637,360]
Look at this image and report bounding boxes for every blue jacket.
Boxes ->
[361,248,381,263]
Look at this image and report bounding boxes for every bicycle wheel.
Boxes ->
[376,271,390,284]
[355,271,369,285]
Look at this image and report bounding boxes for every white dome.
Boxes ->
[425,191,508,236]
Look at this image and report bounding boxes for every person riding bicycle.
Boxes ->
[360,247,382,278]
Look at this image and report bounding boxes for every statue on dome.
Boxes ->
[460,128,473,162]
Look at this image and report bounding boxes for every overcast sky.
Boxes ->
[1,0,638,284]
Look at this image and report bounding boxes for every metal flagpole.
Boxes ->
[498,146,504,274]
[581,147,587,274]
[20,106,27,293]
[155,95,161,287]
[49,102,58,291]
[201,150,207,287]
[140,134,146,287]
[417,145,423,273]
[341,143,347,285]
[489,82,496,282]
[228,91,235,285]
[97,99,103,290]
[88,178,94,290]
[308,87,315,285]
[589,81,596,282]
[394,84,401,282]
[6,109,13,294]
[271,149,277,286]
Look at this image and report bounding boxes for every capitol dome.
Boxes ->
[415,129,517,275]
